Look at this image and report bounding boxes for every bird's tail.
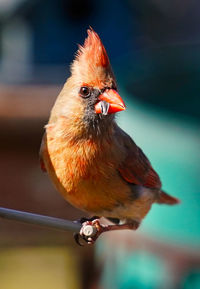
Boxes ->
[156,191,180,205]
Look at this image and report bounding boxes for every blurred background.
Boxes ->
[0,0,200,288]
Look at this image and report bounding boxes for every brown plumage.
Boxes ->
[40,29,179,241]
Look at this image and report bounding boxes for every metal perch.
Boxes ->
[0,206,83,232]
[0,207,106,243]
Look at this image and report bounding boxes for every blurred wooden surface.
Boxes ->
[0,85,96,289]
[0,246,80,289]
[0,84,85,245]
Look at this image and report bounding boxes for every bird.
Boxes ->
[40,28,179,244]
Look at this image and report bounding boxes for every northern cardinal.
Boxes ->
[40,29,179,244]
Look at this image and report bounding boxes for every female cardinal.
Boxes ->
[40,29,179,244]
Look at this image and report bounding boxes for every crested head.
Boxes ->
[71,28,116,89]
[48,28,125,140]
[81,28,109,68]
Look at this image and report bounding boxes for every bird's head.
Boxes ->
[50,29,125,136]
[71,28,125,117]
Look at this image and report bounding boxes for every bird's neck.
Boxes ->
[46,114,115,144]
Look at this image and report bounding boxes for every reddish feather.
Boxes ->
[77,29,110,68]
[116,127,161,189]
[40,157,47,172]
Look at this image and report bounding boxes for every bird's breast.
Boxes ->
[43,129,156,221]
[44,129,132,213]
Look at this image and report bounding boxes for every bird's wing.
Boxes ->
[115,126,161,189]
[39,133,47,172]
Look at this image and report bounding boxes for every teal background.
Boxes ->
[97,80,200,289]
[119,94,199,246]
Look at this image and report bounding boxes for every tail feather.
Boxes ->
[156,191,180,205]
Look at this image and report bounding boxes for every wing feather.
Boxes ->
[39,133,47,172]
[116,126,161,189]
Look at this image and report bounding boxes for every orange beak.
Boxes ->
[95,89,126,114]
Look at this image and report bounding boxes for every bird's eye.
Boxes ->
[79,86,91,98]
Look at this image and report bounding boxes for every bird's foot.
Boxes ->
[74,219,140,245]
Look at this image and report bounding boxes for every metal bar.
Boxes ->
[0,207,81,233]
